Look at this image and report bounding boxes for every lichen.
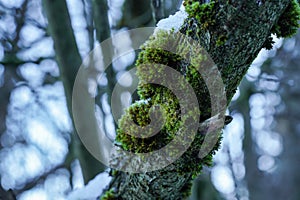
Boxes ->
[174,128,222,179]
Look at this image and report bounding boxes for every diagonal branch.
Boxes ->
[102,1,294,199]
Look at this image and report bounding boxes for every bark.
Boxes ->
[42,0,105,183]
[151,0,183,21]
[104,1,292,199]
[92,0,117,116]
[42,0,81,113]
[119,0,156,28]
[120,0,182,27]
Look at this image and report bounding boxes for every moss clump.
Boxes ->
[184,0,217,30]
[271,0,300,38]
[116,29,214,156]
[180,180,193,197]
[138,30,212,119]
[116,98,179,153]
[101,189,116,200]
[115,28,223,198]
[216,34,228,46]
[263,0,300,49]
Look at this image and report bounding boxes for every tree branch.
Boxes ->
[103,1,294,199]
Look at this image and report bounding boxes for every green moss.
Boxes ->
[216,34,228,46]
[110,169,118,176]
[184,0,217,30]
[136,31,182,99]
[108,1,299,199]
[101,189,116,200]
[180,180,193,197]
[116,28,219,166]
[262,0,300,50]
[271,0,300,38]
[116,93,181,153]
[115,28,223,198]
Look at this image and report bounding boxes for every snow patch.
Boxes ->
[67,172,112,200]
[156,9,188,32]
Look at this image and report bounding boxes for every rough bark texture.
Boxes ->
[103,1,293,199]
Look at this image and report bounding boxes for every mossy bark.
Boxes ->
[103,1,295,199]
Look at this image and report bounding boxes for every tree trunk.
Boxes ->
[42,0,105,183]
[104,1,294,199]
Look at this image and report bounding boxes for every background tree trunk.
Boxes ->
[42,0,105,183]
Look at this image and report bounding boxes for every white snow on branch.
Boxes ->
[156,8,188,32]
[67,172,112,200]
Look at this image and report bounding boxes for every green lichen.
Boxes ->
[271,0,300,38]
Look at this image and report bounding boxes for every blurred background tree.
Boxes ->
[0,0,299,199]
